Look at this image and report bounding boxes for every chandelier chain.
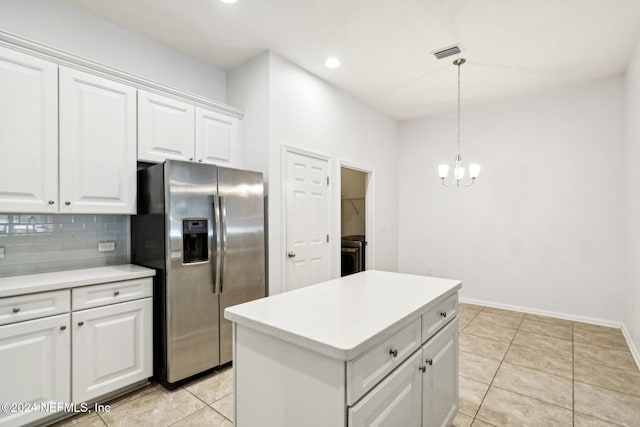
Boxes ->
[457,60,461,156]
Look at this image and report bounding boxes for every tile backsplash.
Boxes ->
[0,214,130,277]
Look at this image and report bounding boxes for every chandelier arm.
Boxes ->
[459,178,476,187]
[440,177,455,187]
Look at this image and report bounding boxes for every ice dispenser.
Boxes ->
[183,219,208,263]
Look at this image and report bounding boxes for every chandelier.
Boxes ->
[438,58,480,187]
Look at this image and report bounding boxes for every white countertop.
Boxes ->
[0,265,156,298]
[225,270,461,360]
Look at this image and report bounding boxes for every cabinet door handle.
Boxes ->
[12,308,20,313]
[65,201,71,206]
[426,358,433,366]
[113,291,120,296]
[198,159,203,163]
[48,200,55,205]
[189,157,194,161]
[419,366,426,373]
[440,311,447,318]
[60,325,67,331]
[78,321,84,326]
[389,348,398,357]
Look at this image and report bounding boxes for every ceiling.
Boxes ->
[66,0,640,121]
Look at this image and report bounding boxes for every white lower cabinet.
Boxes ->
[0,271,154,426]
[0,314,71,427]
[349,318,459,427]
[421,318,459,427]
[349,351,422,427]
[72,298,153,403]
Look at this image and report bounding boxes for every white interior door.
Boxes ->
[285,150,331,291]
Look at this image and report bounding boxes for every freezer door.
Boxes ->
[218,167,266,364]
[166,161,220,383]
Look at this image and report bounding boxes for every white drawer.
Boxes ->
[0,290,70,326]
[422,293,458,343]
[346,317,421,406]
[72,278,153,311]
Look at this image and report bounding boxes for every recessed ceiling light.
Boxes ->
[325,57,341,69]
[220,0,238,4]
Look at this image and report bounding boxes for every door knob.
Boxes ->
[287,251,296,258]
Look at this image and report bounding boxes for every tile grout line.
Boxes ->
[182,380,235,423]
[469,306,523,424]
[463,306,638,426]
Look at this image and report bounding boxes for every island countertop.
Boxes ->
[224,270,461,360]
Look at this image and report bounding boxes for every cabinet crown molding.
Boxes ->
[0,30,243,120]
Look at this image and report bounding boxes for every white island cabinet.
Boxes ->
[225,270,461,427]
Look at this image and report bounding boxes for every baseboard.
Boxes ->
[459,297,623,328]
[621,324,640,371]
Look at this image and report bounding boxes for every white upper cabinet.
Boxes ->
[138,100,241,168]
[138,90,195,163]
[0,46,58,213]
[59,67,137,214]
[195,106,240,167]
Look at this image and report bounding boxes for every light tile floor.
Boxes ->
[53,366,234,427]
[55,304,640,427]
[454,303,640,427]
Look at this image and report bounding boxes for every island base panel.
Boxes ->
[234,324,347,427]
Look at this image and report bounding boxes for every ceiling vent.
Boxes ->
[433,45,462,60]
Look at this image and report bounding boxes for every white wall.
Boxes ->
[624,38,640,355]
[227,52,271,175]
[269,53,399,294]
[0,0,226,101]
[229,52,399,294]
[399,75,628,324]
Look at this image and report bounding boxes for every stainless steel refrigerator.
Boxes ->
[132,160,266,386]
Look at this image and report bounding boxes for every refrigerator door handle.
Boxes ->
[213,195,222,294]
[220,196,228,293]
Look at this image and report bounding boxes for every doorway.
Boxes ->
[341,167,368,276]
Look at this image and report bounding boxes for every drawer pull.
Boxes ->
[12,308,20,313]
[426,358,433,366]
[60,325,67,331]
[78,321,85,326]
[440,311,447,318]
[113,291,120,296]
[389,348,398,357]
[419,366,426,373]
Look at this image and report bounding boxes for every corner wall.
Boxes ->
[624,37,640,358]
[229,52,400,295]
[399,75,628,324]
[267,53,399,294]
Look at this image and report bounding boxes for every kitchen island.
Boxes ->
[224,270,461,427]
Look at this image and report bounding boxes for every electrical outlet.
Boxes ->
[98,241,116,252]
[0,247,4,259]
